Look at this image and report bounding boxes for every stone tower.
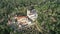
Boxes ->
[27,6,38,21]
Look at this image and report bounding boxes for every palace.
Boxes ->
[8,7,38,28]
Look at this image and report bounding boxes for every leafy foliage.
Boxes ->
[0,0,60,34]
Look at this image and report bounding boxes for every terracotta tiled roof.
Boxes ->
[15,16,28,19]
[15,16,28,25]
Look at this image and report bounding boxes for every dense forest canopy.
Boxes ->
[0,0,60,34]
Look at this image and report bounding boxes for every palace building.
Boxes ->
[8,6,38,29]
